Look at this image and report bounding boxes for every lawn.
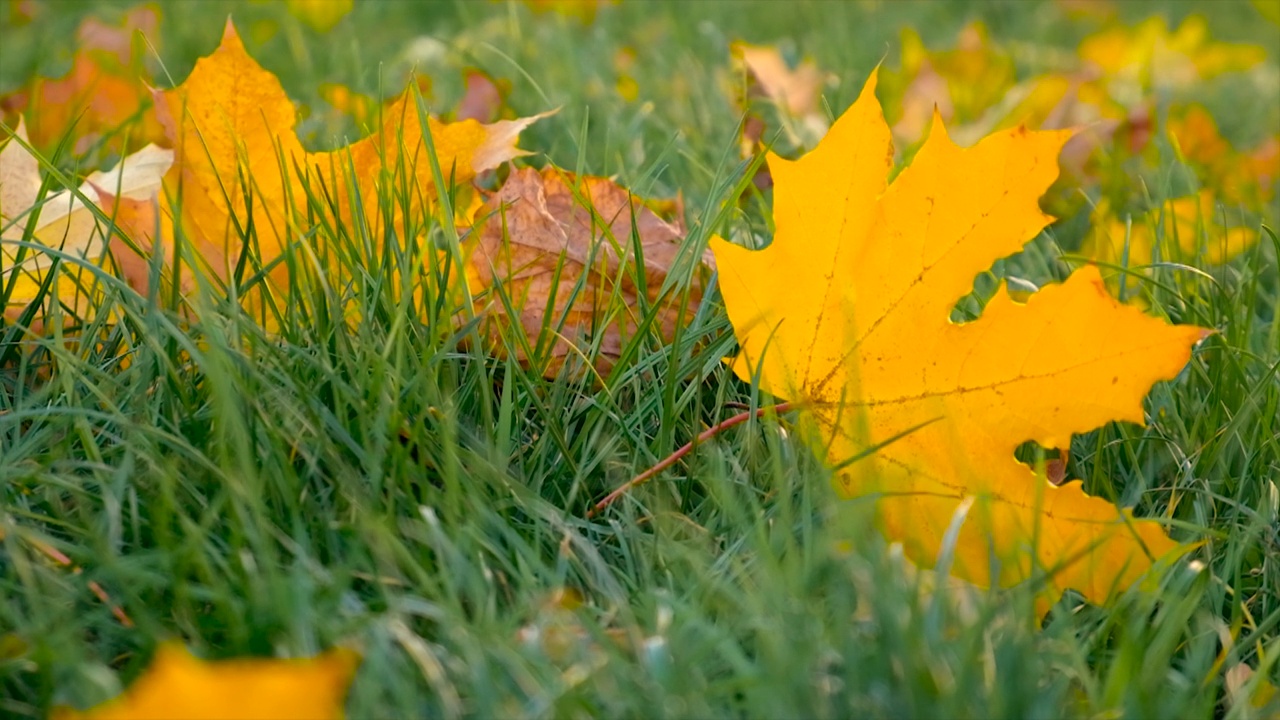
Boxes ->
[2,0,1279,717]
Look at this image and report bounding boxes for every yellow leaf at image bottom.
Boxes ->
[52,643,360,720]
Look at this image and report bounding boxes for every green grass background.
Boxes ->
[2,0,1278,717]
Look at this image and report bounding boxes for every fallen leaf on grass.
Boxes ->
[516,0,617,22]
[2,118,172,326]
[1225,661,1280,712]
[318,82,379,129]
[1082,191,1258,275]
[884,23,1016,146]
[152,20,548,314]
[286,0,353,32]
[710,70,1208,606]
[1079,15,1266,91]
[456,68,506,123]
[1168,105,1280,207]
[0,6,163,155]
[465,166,713,378]
[51,642,359,720]
[733,42,832,142]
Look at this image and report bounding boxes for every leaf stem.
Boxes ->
[588,402,795,517]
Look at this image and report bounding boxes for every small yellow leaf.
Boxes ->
[1083,192,1259,272]
[286,0,353,32]
[1079,15,1266,89]
[52,642,360,720]
[884,22,1017,145]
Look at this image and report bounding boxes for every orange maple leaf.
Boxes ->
[710,71,1208,606]
[51,642,359,720]
[151,20,548,308]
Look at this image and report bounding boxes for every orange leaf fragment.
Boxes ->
[711,70,1208,606]
[465,167,713,378]
[51,642,359,720]
[1167,104,1280,207]
[1,6,163,154]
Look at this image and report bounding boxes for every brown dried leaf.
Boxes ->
[466,167,714,379]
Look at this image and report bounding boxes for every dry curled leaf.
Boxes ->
[2,118,171,327]
[465,166,713,379]
[732,42,833,152]
[711,70,1208,606]
[51,642,359,720]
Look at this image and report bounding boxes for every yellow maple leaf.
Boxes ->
[152,21,307,293]
[51,642,359,720]
[2,117,172,328]
[710,71,1208,606]
[151,20,548,311]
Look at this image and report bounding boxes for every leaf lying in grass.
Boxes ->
[516,0,617,22]
[733,42,832,143]
[456,68,506,123]
[336,84,552,247]
[0,7,163,155]
[51,642,359,720]
[152,21,308,291]
[286,0,353,32]
[710,70,1208,605]
[2,118,172,326]
[465,166,713,378]
[1168,105,1279,207]
[1079,14,1266,89]
[1083,191,1258,275]
[152,20,548,308]
[883,22,1016,146]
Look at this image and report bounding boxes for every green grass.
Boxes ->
[2,0,1279,717]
